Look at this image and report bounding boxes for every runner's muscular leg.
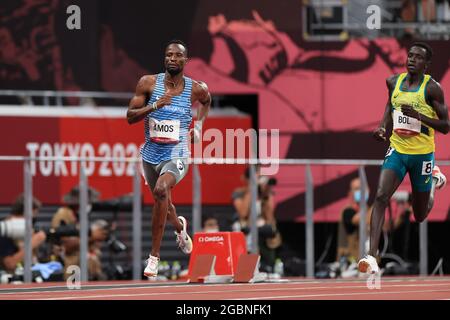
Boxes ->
[167,191,183,233]
[426,178,438,214]
[369,169,402,256]
[151,172,176,257]
[411,189,432,222]
[410,156,436,222]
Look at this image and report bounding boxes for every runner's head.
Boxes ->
[164,39,188,76]
[407,42,432,75]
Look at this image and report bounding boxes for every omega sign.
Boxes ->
[198,236,224,243]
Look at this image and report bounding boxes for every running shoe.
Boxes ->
[143,254,159,277]
[357,255,380,274]
[175,216,193,254]
[432,165,447,190]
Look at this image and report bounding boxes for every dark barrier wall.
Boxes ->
[1,0,450,221]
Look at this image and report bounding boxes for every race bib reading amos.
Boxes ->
[149,118,180,144]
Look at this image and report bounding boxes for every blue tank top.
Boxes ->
[140,73,193,164]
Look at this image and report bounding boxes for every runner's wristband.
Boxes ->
[194,121,203,132]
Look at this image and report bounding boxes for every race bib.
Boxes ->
[393,109,421,137]
[149,118,180,144]
[421,161,433,175]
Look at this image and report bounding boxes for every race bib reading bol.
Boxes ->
[393,109,421,137]
[149,118,180,144]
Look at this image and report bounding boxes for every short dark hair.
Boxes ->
[202,214,218,227]
[244,165,261,179]
[11,194,41,215]
[165,39,188,56]
[410,42,433,61]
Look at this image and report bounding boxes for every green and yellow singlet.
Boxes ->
[390,72,437,154]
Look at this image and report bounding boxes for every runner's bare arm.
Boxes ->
[193,81,211,125]
[401,80,449,134]
[190,81,211,143]
[373,76,396,141]
[126,75,155,124]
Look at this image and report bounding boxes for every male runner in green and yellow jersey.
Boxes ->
[358,42,449,274]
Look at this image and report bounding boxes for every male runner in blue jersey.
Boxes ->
[127,40,211,277]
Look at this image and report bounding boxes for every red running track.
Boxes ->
[1,276,450,300]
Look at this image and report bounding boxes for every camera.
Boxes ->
[0,218,80,241]
[244,167,278,187]
[0,218,25,240]
[107,234,127,254]
[257,176,277,199]
[43,224,79,242]
[91,219,127,254]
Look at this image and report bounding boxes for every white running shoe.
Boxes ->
[357,255,379,274]
[175,216,193,254]
[432,165,447,190]
[143,255,159,277]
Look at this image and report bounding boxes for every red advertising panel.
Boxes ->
[0,107,252,205]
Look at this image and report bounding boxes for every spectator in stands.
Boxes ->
[202,215,220,233]
[402,0,438,22]
[51,186,108,280]
[401,0,418,38]
[421,0,437,21]
[401,0,438,38]
[336,183,413,277]
[386,191,413,260]
[0,194,46,274]
[436,0,450,21]
[336,178,371,267]
[231,166,282,273]
[88,219,111,280]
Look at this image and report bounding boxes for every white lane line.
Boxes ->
[19,283,450,300]
[0,282,185,292]
[3,277,450,293]
[0,282,264,295]
[230,289,450,300]
[0,281,320,292]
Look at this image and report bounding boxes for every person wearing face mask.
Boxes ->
[336,178,371,267]
[51,186,108,280]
